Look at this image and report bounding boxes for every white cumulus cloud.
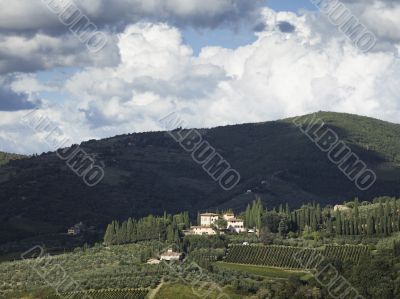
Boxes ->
[1,6,400,154]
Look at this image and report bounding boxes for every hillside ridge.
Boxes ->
[1,111,400,245]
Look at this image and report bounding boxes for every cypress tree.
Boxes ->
[249,198,263,230]
[383,201,389,236]
[286,203,290,215]
[118,221,127,244]
[127,218,134,243]
[112,221,119,244]
[311,212,317,231]
[301,208,307,230]
[278,217,288,236]
[174,229,180,245]
[393,199,399,232]
[348,217,354,235]
[367,214,375,235]
[296,211,301,230]
[316,204,321,225]
[104,223,115,245]
[327,218,333,234]
[386,200,392,235]
[354,198,360,235]
[183,211,190,229]
[336,211,343,235]
[306,206,311,227]
[344,220,349,235]
[132,220,137,242]
[379,201,385,234]
[166,225,174,243]
[245,204,252,228]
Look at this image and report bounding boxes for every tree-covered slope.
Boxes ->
[1,111,400,244]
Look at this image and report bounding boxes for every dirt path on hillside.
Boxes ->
[147,278,165,299]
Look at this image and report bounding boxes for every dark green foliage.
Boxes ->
[393,241,400,257]
[104,212,189,245]
[348,255,398,299]
[183,235,227,253]
[259,226,274,245]
[189,248,225,269]
[278,217,289,236]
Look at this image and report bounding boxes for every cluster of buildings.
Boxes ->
[186,212,246,236]
[147,212,247,264]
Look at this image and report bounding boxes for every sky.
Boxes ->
[0,0,399,154]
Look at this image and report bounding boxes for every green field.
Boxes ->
[214,262,311,280]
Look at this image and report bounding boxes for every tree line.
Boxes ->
[104,196,400,246]
[104,212,190,245]
[244,196,400,237]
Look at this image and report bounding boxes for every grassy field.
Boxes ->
[214,262,311,280]
[153,283,242,299]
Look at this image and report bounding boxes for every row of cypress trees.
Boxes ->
[244,197,400,237]
[333,199,400,236]
[104,212,190,245]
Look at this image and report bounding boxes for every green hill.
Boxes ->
[1,111,400,244]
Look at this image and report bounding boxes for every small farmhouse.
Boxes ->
[160,249,183,261]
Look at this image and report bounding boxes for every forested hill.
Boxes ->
[1,111,400,244]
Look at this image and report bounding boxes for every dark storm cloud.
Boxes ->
[0,0,265,75]
[0,32,120,75]
[0,0,265,34]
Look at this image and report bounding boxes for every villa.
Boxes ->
[186,212,246,235]
[200,213,219,226]
[227,218,246,233]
